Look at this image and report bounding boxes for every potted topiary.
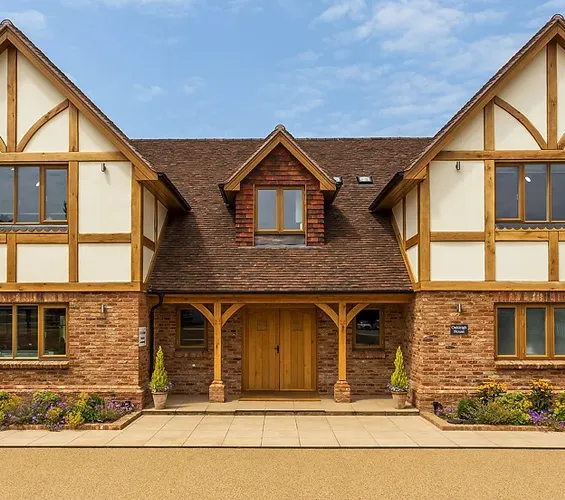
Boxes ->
[388,346,409,409]
[150,346,171,410]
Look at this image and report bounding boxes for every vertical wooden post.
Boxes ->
[7,46,17,153]
[68,161,79,282]
[131,176,142,283]
[548,42,558,150]
[549,231,559,281]
[419,168,430,282]
[485,160,496,281]
[209,302,225,402]
[7,233,16,283]
[333,302,351,403]
[484,101,495,151]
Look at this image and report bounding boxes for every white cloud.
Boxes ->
[182,76,205,94]
[315,0,367,23]
[275,98,324,119]
[1,10,47,35]
[134,84,165,102]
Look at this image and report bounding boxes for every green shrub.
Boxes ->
[389,347,409,392]
[498,392,531,425]
[476,380,506,404]
[150,346,170,393]
[474,401,525,425]
[456,398,479,421]
[553,401,565,423]
[528,379,554,412]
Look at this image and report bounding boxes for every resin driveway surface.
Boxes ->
[2,415,565,447]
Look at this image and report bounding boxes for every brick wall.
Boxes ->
[0,292,149,407]
[235,144,325,246]
[409,291,565,411]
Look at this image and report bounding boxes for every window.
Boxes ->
[255,187,305,246]
[178,308,207,349]
[0,305,67,359]
[0,166,67,224]
[495,163,565,223]
[353,308,383,349]
[496,304,565,359]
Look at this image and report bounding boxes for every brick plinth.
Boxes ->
[209,381,226,402]
[333,380,351,403]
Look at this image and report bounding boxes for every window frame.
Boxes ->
[495,304,565,360]
[0,304,68,360]
[352,307,385,350]
[254,186,306,235]
[0,164,69,225]
[176,308,208,350]
[495,162,565,224]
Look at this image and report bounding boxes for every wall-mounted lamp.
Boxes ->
[101,163,107,173]
[101,304,108,314]
[455,161,461,171]
[456,303,463,314]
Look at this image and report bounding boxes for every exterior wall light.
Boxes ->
[456,303,463,314]
[455,161,461,171]
[101,163,107,173]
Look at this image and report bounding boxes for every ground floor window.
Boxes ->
[496,304,565,359]
[177,308,207,349]
[353,308,383,349]
[0,304,67,359]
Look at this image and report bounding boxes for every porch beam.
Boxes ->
[190,303,214,325]
[221,303,245,327]
[315,303,338,326]
[346,303,369,327]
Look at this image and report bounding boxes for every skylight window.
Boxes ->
[356,176,373,184]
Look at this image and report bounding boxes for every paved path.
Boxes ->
[1,448,564,500]
[2,415,565,447]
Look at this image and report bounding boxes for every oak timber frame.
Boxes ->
[156,293,411,402]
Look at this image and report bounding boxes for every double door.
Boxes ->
[243,307,316,391]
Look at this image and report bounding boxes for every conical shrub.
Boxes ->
[150,346,170,393]
[389,346,409,392]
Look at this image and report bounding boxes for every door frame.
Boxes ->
[242,305,317,392]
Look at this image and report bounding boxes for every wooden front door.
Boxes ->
[243,308,316,391]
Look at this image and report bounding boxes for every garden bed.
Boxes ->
[422,411,549,432]
[2,411,141,431]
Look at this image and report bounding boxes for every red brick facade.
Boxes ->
[235,144,325,246]
[0,292,150,407]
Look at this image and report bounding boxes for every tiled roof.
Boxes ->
[133,137,431,293]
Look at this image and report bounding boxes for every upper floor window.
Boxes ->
[496,163,565,223]
[255,187,304,246]
[0,165,68,224]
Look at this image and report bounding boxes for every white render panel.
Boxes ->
[0,244,7,283]
[17,53,65,143]
[407,244,418,282]
[392,200,403,239]
[494,105,540,150]
[143,188,155,241]
[157,201,167,238]
[558,45,565,141]
[497,47,547,140]
[0,51,7,146]
[496,242,548,282]
[443,111,484,151]
[405,188,418,239]
[78,243,131,282]
[23,108,69,152]
[78,162,132,234]
[430,161,484,232]
[143,246,154,282]
[78,112,118,152]
[17,244,68,283]
[430,242,485,281]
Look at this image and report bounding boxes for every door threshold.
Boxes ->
[240,391,321,401]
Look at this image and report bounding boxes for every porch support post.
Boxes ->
[209,302,225,403]
[333,302,351,403]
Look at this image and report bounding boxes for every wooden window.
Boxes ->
[495,163,565,223]
[177,308,207,349]
[353,308,384,349]
[255,187,304,234]
[0,304,67,359]
[0,165,68,225]
[495,304,565,359]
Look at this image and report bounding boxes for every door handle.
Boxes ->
[276,345,280,354]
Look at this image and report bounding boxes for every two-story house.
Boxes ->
[2,15,565,408]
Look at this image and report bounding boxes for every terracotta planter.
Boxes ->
[152,392,168,410]
[391,392,408,409]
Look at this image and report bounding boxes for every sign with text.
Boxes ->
[138,327,147,347]
[450,324,469,335]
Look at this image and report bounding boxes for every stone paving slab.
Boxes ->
[2,415,565,448]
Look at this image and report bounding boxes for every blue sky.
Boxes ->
[2,0,565,138]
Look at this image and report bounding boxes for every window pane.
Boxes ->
[0,168,14,223]
[45,170,67,221]
[525,164,547,221]
[497,308,516,356]
[17,306,38,358]
[283,189,303,230]
[355,309,381,347]
[257,189,277,230]
[496,167,519,219]
[526,308,546,356]
[0,307,12,358]
[551,165,565,220]
[179,309,206,347]
[43,308,66,356]
[17,167,39,223]
[555,308,565,355]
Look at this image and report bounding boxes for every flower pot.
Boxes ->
[391,392,408,409]
[152,392,168,410]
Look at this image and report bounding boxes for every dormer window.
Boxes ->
[255,187,305,246]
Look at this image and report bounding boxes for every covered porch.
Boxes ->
[149,292,413,404]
